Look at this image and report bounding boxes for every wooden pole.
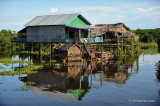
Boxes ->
[18,42,20,60]
[79,29,81,38]
[89,29,92,38]
[117,38,119,55]
[29,43,31,61]
[101,43,103,57]
[39,43,41,65]
[49,43,53,67]
[27,43,29,61]
[122,38,123,54]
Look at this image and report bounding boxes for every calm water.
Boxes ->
[0,54,160,106]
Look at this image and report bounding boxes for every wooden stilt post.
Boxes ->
[50,43,53,61]
[89,29,92,38]
[122,38,123,55]
[39,43,41,65]
[101,43,103,58]
[117,38,119,55]
[18,42,20,61]
[29,43,31,61]
[27,43,29,61]
[79,29,81,38]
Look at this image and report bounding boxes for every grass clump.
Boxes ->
[0,59,32,66]
[0,70,37,75]
[0,65,43,75]
[21,86,29,91]
[19,51,49,56]
[50,60,57,62]
[0,66,5,69]
[67,89,85,98]
[25,82,36,86]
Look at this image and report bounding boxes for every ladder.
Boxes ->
[84,43,92,55]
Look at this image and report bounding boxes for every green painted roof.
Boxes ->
[67,16,89,26]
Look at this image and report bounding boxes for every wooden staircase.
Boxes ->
[84,43,92,54]
[83,43,96,59]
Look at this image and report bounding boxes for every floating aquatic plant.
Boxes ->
[0,70,37,75]
[19,51,49,56]
[0,65,43,75]
[25,82,36,86]
[67,89,85,98]
[0,58,32,66]
[54,66,61,69]
[50,60,57,62]
[21,86,29,91]
[0,66,5,69]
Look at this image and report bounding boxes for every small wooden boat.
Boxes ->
[97,58,108,61]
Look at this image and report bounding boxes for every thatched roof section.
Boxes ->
[53,43,80,51]
[91,23,134,38]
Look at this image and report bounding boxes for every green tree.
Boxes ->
[0,29,19,52]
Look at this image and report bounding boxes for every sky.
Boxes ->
[0,0,160,32]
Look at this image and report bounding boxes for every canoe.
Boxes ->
[97,58,108,61]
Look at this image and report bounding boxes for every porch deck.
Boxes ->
[66,37,103,43]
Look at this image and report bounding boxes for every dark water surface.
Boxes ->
[0,54,160,106]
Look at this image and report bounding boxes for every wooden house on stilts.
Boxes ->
[22,14,102,61]
[25,14,102,43]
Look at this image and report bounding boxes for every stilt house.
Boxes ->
[24,14,102,43]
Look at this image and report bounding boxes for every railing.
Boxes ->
[15,38,27,42]
[66,37,103,43]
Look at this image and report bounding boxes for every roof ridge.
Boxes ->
[36,13,80,17]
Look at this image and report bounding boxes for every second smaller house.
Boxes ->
[91,23,134,39]
[53,43,81,61]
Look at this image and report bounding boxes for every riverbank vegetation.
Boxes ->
[0,29,19,52]
[139,42,159,54]
[134,28,160,53]
[134,28,160,43]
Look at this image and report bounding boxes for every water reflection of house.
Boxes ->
[92,62,133,84]
[94,70,130,84]
[20,65,90,100]
[67,62,82,78]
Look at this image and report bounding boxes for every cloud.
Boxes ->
[50,8,58,12]
[136,6,160,12]
[135,6,160,21]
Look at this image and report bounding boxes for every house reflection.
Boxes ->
[91,56,139,84]
[20,61,90,101]
[19,56,139,100]
[93,62,131,84]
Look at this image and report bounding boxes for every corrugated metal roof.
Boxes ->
[25,14,91,26]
